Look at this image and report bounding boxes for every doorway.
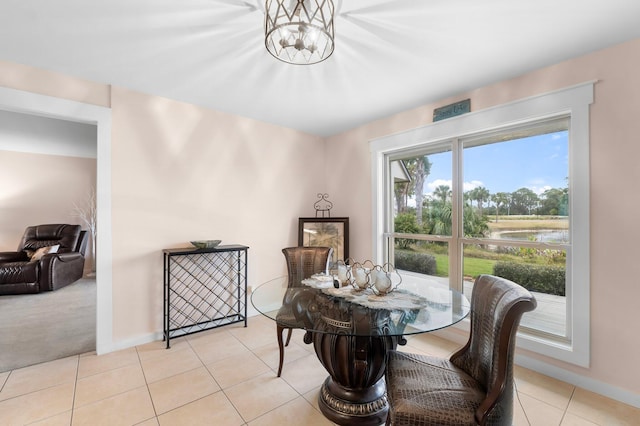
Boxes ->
[0,86,113,357]
[0,111,97,370]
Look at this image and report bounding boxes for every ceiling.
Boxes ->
[2,0,640,137]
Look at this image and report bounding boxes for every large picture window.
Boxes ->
[389,117,569,339]
[370,83,593,366]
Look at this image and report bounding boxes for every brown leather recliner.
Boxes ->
[0,224,88,295]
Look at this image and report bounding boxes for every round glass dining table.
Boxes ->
[251,275,470,426]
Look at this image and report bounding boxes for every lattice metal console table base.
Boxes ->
[163,245,248,348]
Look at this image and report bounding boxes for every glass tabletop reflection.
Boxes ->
[251,276,470,337]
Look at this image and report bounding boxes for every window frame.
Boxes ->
[370,82,594,366]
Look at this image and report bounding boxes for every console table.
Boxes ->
[163,244,248,348]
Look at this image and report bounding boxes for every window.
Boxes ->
[370,83,593,366]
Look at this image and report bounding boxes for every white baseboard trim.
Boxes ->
[432,328,640,409]
[104,312,263,355]
[515,354,640,409]
[104,332,162,354]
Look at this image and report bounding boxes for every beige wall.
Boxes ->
[0,150,96,259]
[0,61,326,343]
[0,60,110,108]
[109,86,325,340]
[1,38,639,400]
[326,38,640,396]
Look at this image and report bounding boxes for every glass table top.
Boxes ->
[251,276,470,337]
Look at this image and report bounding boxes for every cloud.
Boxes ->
[424,179,484,196]
[425,179,452,195]
[464,180,484,192]
[530,185,552,195]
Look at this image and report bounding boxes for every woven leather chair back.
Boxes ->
[282,246,331,288]
[450,274,537,424]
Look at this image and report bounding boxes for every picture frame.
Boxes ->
[298,217,349,265]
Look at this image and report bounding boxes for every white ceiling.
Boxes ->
[2,0,640,137]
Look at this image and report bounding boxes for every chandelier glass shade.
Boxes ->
[265,0,335,65]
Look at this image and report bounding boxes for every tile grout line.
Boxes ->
[199,322,322,424]
[0,370,12,395]
[559,387,603,426]
[559,387,578,426]
[0,358,78,402]
[514,380,532,426]
[246,338,328,423]
[135,344,162,425]
[163,332,246,423]
[16,355,80,426]
[69,354,80,426]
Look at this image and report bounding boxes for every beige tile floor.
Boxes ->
[0,315,638,426]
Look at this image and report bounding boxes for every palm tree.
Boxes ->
[491,192,510,222]
[430,203,452,236]
[474,186,490,215]
[433,184,451,205]
[413,156,432,225]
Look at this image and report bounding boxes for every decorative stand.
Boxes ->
[292,291,408,426]
[163,244,248,348]
[314,313,400,425]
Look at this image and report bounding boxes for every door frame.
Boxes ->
[0,86,113,354]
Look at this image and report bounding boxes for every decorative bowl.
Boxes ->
[190,240,221,249]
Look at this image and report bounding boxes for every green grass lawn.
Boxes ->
[433,253,496,278]
[434,253,448,276]
[463,256,496,277]
[400,239,563,279]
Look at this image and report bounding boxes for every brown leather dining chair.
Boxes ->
[276,246,332,377]
[385,274,536,426]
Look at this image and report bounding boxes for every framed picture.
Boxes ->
[298,217,349,265]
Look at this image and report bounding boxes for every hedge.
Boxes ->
[394,251,437,275]
[493,262,565,296]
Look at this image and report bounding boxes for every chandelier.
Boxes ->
[265,0,335,65]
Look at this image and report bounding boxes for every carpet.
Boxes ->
[0,278,96,372]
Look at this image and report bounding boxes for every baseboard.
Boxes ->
[102,332,162,354]
[515,354,640,409]
[433,327,640,409]
[103,311,264,355]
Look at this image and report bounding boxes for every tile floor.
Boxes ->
[0,315,638,426]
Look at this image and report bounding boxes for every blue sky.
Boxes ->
[422,131,568,197]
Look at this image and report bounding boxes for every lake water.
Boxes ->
[493,229,569,243]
